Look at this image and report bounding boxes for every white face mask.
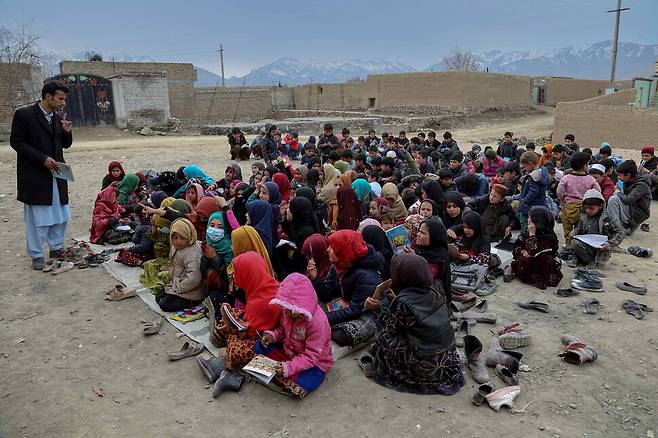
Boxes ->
[206,227,224,242]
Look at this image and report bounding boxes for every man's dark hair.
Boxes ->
[599,145,612,156]
[616,160,637,177]
[382,157,396,168]
[418,150,429,159]
[355,153,367,163]
[569,152,590,171]
[42,81,70,99]
[504,131,513,137]
[565,134,575,142]
[443,131,452,139]
[371,156,383,166]
[460,174,478,194]
[582,148,593,156]
[368,129,376,134]
[342,128,350,135]
[418,132,426,138]
[231,127,241,135]
[600,158,614,171]
[329,151,340,161]
[428,131,436,138]
[504,162,520,175]
[430,151,442,162]
[410,136,421,145]
[438,168,453,179]
[388,137,399,145]
[526,142,536,150]
[368,145,378,153]
[553,144,565,154]
[401,188,417,208]
[399,130,406,135]
[357,135,365,142]
[382,132,389,138]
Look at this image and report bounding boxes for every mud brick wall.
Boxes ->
[0,63,42,132]
[292,82,368,110]
[111,73,170,128]
[59,61,196,119]
[193,87,274,122]
[553,89,656,151]
[539,77,631,105]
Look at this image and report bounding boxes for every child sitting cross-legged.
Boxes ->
[561,189,624,267]
[255,273,334,399]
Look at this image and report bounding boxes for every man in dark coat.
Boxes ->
[10,81,73,269]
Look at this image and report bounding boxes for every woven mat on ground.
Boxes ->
[73,236,359,361]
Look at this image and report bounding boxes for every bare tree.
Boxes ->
[0,24,48,110]
[441,47,483,72]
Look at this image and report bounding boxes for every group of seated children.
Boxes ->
[88,124,653,398]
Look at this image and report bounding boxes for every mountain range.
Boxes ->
[195,40,657,87]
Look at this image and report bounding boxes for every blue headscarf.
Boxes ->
[206,212,234,264]
[183,165,215,186]
[352,178,373,202]
[247,200,276,255]
[263,181,281,206]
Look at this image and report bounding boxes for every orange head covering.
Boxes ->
[328,230,368,276]
[232,251,282,338]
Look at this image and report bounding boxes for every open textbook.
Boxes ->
[243,354,278,384]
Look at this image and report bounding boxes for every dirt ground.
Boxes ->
[1,112,656,438]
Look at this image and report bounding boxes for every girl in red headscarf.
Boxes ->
[101,161,125,189]
[201,251,282,398]
[336,186,362,231]
[308,230,384,346]
[272,172,292,202]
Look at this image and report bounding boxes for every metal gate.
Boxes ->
[47,74,115,127]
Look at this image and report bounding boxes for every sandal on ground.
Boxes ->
[143,316,164,335]
[358,354,374,378]
[105,285,136,301]
[615,282,647,295]
[496,322,524,336]
[583,298,601,315]
[621,300,645,320]
[167,341,204,361]
[516,301,549,313]
[627,246,653,258]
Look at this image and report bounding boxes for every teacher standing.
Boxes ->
[10,81,73,270]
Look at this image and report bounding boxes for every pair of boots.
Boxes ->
[559,335,597,365]
[197,356,244,398]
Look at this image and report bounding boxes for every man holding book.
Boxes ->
[10,81,73,270]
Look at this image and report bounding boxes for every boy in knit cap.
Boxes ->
[467,183,516,241]
[561,189,622,267]
[557,152,601,244]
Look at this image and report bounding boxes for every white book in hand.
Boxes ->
[242,354,278,384]
[51,162,74,181]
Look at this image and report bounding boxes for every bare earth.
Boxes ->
[1,112,656,438]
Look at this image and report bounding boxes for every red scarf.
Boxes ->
[328,230,368,276]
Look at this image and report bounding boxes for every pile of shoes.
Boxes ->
[78,250,112,269]
[471,323,530,412]
[570,267,605,293]
[449,299,496,347]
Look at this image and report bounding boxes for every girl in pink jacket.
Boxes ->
[258,273,334,398]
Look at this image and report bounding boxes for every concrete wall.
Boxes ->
[110,73,170,128]
[59,61,196,119]
[0,63,42,132]
[193,87,274,122]
[365,71,531,111]
[292,82,368,110]
[553,89,656,151]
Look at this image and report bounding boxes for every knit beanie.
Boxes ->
[491,183,509,196]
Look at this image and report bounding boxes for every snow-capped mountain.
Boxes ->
[222,57,418,86]
[426,41,658,79]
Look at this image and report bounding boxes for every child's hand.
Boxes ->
[364,297,381,311]
[139,204,157,215]
[202,243,217,259]
[306,259,318,281]
[521,250,530,258]
[447,229,457,240]
[261,333,275,347]
[504,226,512,237]
[273,362,284,376]
[402,245,415,254]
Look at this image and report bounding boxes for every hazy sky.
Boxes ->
[2,0,657,76]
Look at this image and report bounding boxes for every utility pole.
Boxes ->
[219,44,225,88]
[607,0,629,90]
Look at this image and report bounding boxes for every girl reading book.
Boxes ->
[308,230,383,346]
[447,211,491,266]
[506,206,563,290]
[364,253,464,395]
[256,273,334,398]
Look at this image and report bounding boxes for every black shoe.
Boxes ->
[640,223,650,232]
[49,249,65,259]
[32,257,45,270]
[197,356,227,383]
[212,371,244,398]
[556,288,579,297]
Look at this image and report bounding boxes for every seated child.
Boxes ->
[447,211,491,266]
[505,206,563,290]
[562,189,623,267]
[588,163,615,202]
[257,273,334,398]
[155,218,205,312]
[365,253,464,395]
[115,205,155,267]
[101,160,125,189]
[467,184,515,242]
[607,160,652,246]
